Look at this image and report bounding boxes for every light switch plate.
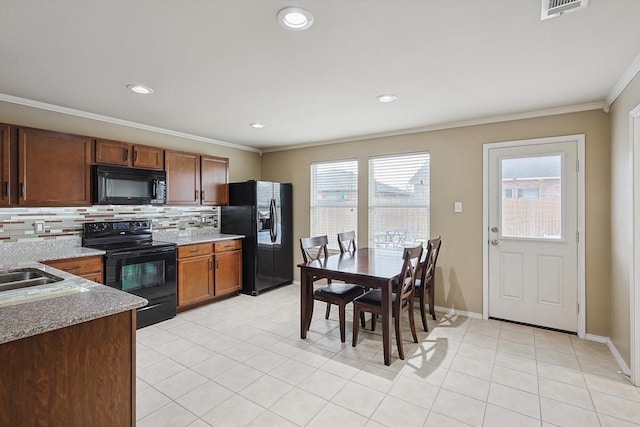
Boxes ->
[34,221,45,233]
[454,202,463,213]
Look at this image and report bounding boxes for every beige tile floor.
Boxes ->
[136,285,640,426]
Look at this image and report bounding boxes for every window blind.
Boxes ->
[368,153,430,248]
[310,160,358,249]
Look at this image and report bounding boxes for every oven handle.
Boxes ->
[105,246,177,260]
[138,302,164,312]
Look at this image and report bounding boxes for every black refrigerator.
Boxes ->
[221,181,293,295]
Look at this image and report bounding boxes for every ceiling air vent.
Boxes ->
[541,0,589,20]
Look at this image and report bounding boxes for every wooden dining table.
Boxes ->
[299,247,406,366]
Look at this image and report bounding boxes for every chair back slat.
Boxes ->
[397,245,423,310]
[425,236,442,283]
[300,235,330,263]
[337,231,357,254]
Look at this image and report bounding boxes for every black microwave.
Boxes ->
[94,165,167,205]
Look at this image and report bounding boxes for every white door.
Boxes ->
[488,141,578,332]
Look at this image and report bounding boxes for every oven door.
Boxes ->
[104,246,177,328]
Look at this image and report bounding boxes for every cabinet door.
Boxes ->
[201,156,229,205]
[19,128,92,206]
[214,249,242,297]
[0,124,17,206]
[94,139,130,166]
[165,151,200,205]
[132,145,164,170]
[178,254,213,308]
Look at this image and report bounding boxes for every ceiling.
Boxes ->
[1,1,639,151]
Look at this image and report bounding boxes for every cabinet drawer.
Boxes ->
[43,255,103,275]
[178,243,213,258]
[214,240,241,253]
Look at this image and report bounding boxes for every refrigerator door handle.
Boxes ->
[270,198,277,243]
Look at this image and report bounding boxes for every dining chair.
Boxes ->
[415,240,434,332]
[415,236,442,331]
[337,230,357,254]
[300,235,365,342]
[352,245,423,360]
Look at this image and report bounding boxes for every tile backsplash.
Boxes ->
[0,205,220,243]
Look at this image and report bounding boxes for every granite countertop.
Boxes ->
[155,231,244,246]
[0,261,146,344]
[0,239,105,265]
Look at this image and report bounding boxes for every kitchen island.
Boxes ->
[0,260,146,427]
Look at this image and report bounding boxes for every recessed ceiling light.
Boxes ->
[277,7,314,31]
[126,84,153,94]
[250,123,265,129]
[377,94,398,103]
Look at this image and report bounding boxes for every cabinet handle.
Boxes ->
[208,259,213,270]
[215,259,219,269]
[195,190,198,201]
[19,183,24,198]
[62,266,81,271]
[124,149,129,162]
[134,149,138,163]
[201,190,204,200]
[190,249,200,253]
[3,181,7,197]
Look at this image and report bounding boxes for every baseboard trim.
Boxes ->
[586,334,631,377]
[434,305,483,320]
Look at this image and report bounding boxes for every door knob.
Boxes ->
[491,227,498,233]
[491,239,499,246]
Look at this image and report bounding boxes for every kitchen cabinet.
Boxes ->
[0,124,17,206]
[177,239,242,310]
[43,255,104,284]
[165,150,229,206]
[214,239,242,297]
[177,243,214,309]
[0,310,137,426]
[95,138,164,170]
[18,128,92,206]
[201,155,229,205]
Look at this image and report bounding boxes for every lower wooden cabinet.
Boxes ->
[42,255,104,284]
[0,310,137,426]
[178,243,214,308]
[177,239,242,310]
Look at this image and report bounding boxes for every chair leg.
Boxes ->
[338,304,346,343]
[325,302,331,319]
[306,298,315,332]
[419,292,428,332]
[408,302,418,343]
[428,282,436,320]
[360,311,365,328]
[395,313,404,360]
[371,313,376,331]
[352,305,360,347]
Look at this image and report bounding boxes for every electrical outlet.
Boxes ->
[34,221,45,233]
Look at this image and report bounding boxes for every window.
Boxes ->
[310,160,358,249]
[369,153,430,248]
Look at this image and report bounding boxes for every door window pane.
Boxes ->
[310,160,358,250]
[369,153,430,248]
[501,155,562,239]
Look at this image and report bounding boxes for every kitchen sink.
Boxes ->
[0,268,64,292]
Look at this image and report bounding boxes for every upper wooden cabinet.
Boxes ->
[0,124,17,206]
[95,138,163,170]
[165,150,200,205]
[165,151,229,206]
[18,128,92,206]
[201,155,229,205]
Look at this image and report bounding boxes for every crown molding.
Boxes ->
[0,93,261,153]
[604,52,640,113]
[262,101,604,153]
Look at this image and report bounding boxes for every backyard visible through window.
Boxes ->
[310,160,358,250]
[369,153,430,248]
[501,155,562,239]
